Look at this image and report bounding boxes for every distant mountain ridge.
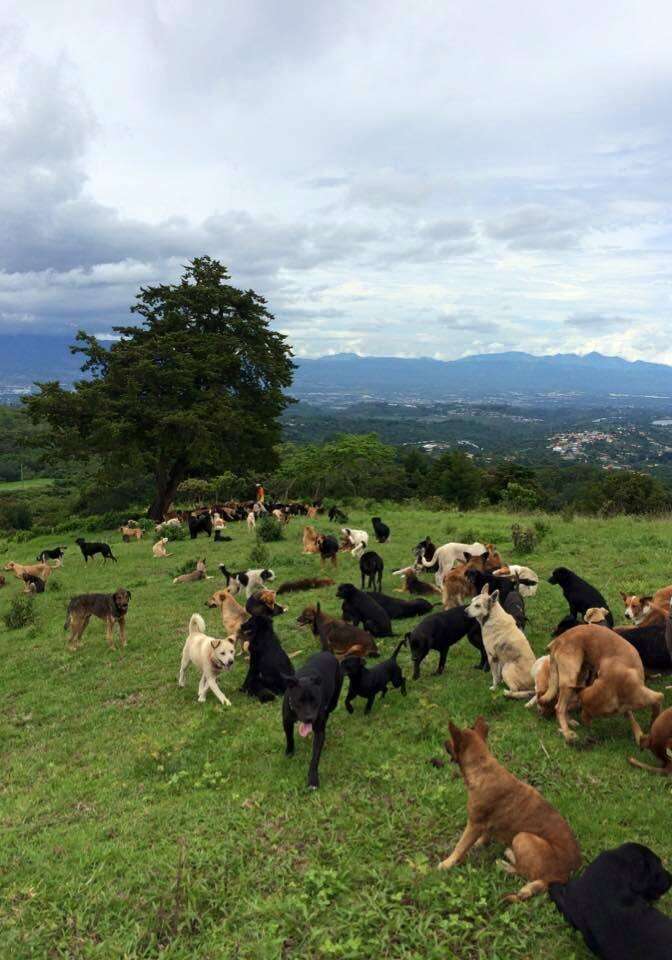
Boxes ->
[1,336,671,402]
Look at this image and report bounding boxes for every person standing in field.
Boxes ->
[255,482,265,504]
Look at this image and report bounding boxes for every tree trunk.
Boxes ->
[146,463,186,521]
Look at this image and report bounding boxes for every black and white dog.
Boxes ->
[219,565,275,598]
[36,546,66,564]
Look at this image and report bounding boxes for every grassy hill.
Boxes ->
[1,506,671,959]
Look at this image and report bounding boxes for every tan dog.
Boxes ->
[628,707,672,775]
[441,553,489,609]
[620,588,672,625]
[246,511,256,532]
[392,566,441,596]
[152,537,173,558]
[466,587,536,696]
[439,717,581,901]
[302,525,320,554]
[584,607,610,625]
[4,560,57,583]
[484,543,503,570]
[173,559,208,585]
[120,525,142,540]
[541,624,664,743]
[178,613,236,706]
[205,588,250,636]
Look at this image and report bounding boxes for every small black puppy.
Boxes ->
[188,512,212,539]
[341,637,407,714]
[359,550,384,591]
[407,606,487,678]
[549,566,613,626]
[36,546,65,563]
[283,650,343,789]
[371,516,390,543]
[239,615,294,702]
[337,583,393,637]
[75,538,117,563]
[328,506,348,523]
[549,842,672,960]
[365,592,437,619]
[22,573,45,594]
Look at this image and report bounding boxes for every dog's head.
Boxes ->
[205,589,230,609]
[260,569,275,583]
[445,717,489,764]
[75,538,85,546]
[257,589,285,613]
[296,605,317,628]
[3,562,17,572]
[112,588,131,614]
[336,583,357,601]
[208,635,236,672]
[548,566,571,586]
[607,843,672,903]
[585,606,610,625]
[466,586,499,623]
[621,593,653,623]
[340,655,365,678]
[284,673,324,725]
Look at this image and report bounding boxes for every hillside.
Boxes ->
[1,505,671,958]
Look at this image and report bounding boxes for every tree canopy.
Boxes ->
[24,257,295,519]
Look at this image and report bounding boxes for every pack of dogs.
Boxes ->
[9,507,672,950]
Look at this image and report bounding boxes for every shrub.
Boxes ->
[500,482,541,512]
[249,541,270,568]
[533,519,551,541]
[255,516,284,542]
[3,596,36,630]
[176,478,213,504]
[511,523,537,554]
[560,504,575,523]
[154,524,187,543]
[1,503,33,531]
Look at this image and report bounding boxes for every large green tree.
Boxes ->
[24,257,295,520]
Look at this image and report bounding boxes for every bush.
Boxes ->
[154,524,187,543]
[3,596,36,630]
[248,541,270,568]
[255,516,284,542]
[511,524,537,554]
[560,504,575,523]
[1,503,33,531]
[500,482,542,512]
[176,478,213,504]
[533,519,551,541]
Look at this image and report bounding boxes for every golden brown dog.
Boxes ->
[441,553,490,609]
[628,707,672,775]
[4,560,57,583]
[119,525,142,540]
[302,525,320,554]
[541,624,664,743]
[205,588,249,635]
[173,559,208,585]
[620,589,672,627]
[439,717,581,901]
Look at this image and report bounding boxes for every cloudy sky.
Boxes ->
[3,1,672,361]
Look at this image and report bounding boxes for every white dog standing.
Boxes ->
[341,527,369,558]
[178,613,236,706]
[420,540,487,586]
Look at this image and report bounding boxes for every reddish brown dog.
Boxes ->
[439,717,581,901]
[628,707,672,775]
[540,625,664,743]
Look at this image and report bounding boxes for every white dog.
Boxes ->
[178,613,236,706]
[152,537,173,558]
[420,540,487,586]
[492,564,539,598]
[247,511,256,531]
[465,586,536,696]
[218,565,275,598]
[341,527,369,558]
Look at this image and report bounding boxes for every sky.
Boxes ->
[2,0,672,361]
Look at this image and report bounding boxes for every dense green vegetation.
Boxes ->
[1,505,671,958]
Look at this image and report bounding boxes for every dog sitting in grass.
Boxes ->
[64,588,131,650]
[178,613,236,706]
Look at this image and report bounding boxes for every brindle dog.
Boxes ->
[64,588,131,650]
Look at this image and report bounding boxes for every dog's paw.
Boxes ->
[561,729,579,743]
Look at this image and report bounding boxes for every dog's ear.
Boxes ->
[445,721,461,760]
[210,639,221,649]
[283,675,298,688]
[126,590,132,599]
[620,592,628,601]
[480,551,489,562]
[480,583,490,596]
[641,595,653,606]
[472,716,489,741]
[489,589,499,605]
[463,552,472,562]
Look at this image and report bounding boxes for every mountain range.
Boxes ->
[1,335,671,403]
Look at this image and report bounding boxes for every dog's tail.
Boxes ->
[189,613,206,635]
[63,605,72,631]
[627,757,672,775]
[539,656,559,705]
[391,636,408,660]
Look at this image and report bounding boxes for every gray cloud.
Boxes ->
[486,205,587,251]
[564,313,631,331]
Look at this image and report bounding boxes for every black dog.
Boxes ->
[22,573,45,594]
[502,588,526,630]
[407,606,487,678]
[413,536,438,572]
[75,538,117,563]
[245,593,286,618]
[548,566,613,626]
[337,583,393,637]
[371,516,390,543]
[283,651,343,789]
[328,506,348,523]
[359,550,384,591]
[365,592,437,619]
[213,530,233,542]
[341,637,407,714]
[239,615,295,702]
[318,535,340,564]
[36,546,65,563]
[616,623,672,671]
[188,512,212,539]
[549,842,672,960]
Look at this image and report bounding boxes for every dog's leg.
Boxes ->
[364,695,376,714]
[489,658,503,691]
[307,724,325,789]
[435,647,448,676]
[118,617,127,648]
[206,678,231,707]
[105,617,116,650]
[438,822,483,870]
[198,674,208,701]
[178,644,191,687]
[283,699,295,756]
[627,710,646,746]
[555,687,579,743]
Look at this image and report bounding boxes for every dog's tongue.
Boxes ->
[299,722,313,738]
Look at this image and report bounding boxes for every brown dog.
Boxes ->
[296,604,379,659]
[621,586,672,624]
[205,588,249,635]
[302,525,320,554]
[393,567,441,596]
[628,707,672,775]
[441,553,490,609]
[4,560,57,583]
[541,624,664,743]
[64,588,131,650]
[120,525,142,541]
[439,717,581,901]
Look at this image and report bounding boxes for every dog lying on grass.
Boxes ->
[173,559,208,584]
[392,566,441,596]
[64,588,131,650]
[549,842,672,960]
[296,604,379,659]
[152,537,173,558]
[365,592,437,619]
[283,650,343,789]
[439,717,581,902]
[341,637,407,714]
[276,577,335,594]
[621,586,672,624]
[628,707,672,775]
[178,613,235,706]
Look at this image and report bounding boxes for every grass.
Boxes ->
[0,477,54,493]
[1,505,671,959]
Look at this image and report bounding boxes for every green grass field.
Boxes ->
[0,477,54,493]
[1,506,671,959]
